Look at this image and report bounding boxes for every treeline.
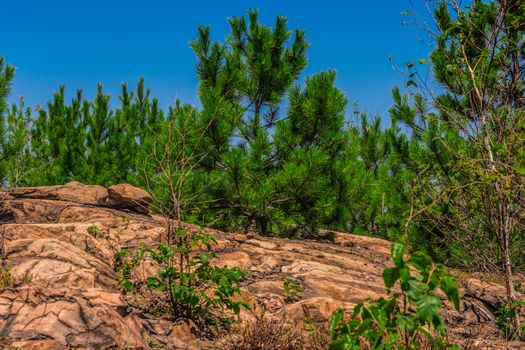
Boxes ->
[1,1,524,284]
[0,79,163,187]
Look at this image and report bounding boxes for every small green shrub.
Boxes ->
[282,276,304,303]
[114,248,136,292]
[495,300,525,340]
[116,227,247,330]
[87,225,103,238]
[329,242,460,350]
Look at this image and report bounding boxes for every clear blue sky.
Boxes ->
[1,0,432,120]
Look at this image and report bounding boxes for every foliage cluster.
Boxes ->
[330,243,460,350]
[0,267,12,290]
[495,300,525,340]
[282,276,304,303]
[115,227,247,330]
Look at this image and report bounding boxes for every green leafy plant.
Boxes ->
[282,276,304,303]
[495,300,525,340]
[114,248,137,292]
[330,242,460,350]
[87,225,103,238]
[116,227,247,329]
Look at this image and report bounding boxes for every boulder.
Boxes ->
[1,182,153,214]
[106,183,152,213]
[1,181,109,207]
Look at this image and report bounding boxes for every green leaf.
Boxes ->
[391,242,406,268]
[399,266,411,284]
[440,275,460,310]
[146,277,165,291]
[119,278,133,292]
[330,309,345,334]
[328,338,352,350]
[407,251,432,272]
[383,267,400,289]
[415,295,442,322]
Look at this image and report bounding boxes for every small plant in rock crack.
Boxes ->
[330,242,460,350]
[114,248,138,292]
[495,300,525,340]
[0,267,12,289]
[282,276,304,303]
[113,215,129,223]
[116,227,248,331]
[87,225,103,238]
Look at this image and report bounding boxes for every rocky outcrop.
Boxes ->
[0,183,523,349]
[0,181,152,215]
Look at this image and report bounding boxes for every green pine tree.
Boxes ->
[2,98,32,187]
[273,70,348,236]
[192,10,309,235]
[29,87,88,185]
[84,84,112,185]
[391,0,524,334]
[0,57,17,186]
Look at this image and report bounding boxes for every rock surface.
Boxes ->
[0,183,523,349]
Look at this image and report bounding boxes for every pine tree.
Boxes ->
[0,57,16,186]
[191,10,309,235]
[29,87,88,185]
[134,101,212,223]
[84,84,112,185]
[107,78,164,185]
[2,98,32,187]
[273,70,348,236]
[392,0,524,334]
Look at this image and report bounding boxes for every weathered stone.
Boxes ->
[106,183,152,213]
[1,181,109,206]
[0,287,149,349]
[9,339,67,350]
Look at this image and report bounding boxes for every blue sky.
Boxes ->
[1,0,433,120]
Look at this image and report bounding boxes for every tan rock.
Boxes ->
[233,233,247,242]
[213,251,252,270]
[0,287,149,349]
[4,238,116,289]
[9,339,67,350]
[277,297,351,322]
[3,181,109,206]
[106,183,152,213]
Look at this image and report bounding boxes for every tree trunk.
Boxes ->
[498,179,521,335]
[501,233,521,334]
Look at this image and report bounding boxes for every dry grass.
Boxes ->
[0,267,12,289]
[219,316,331,350]
[451,269,525,288]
